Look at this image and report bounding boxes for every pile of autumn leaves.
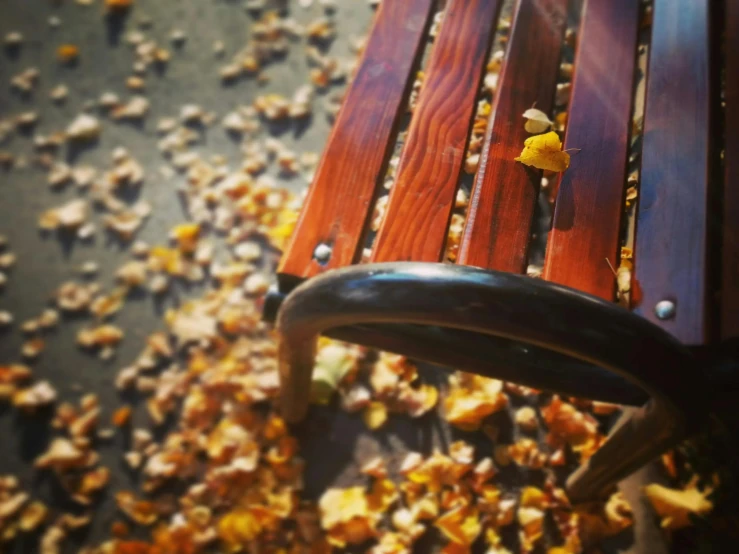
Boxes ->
[301,345,716,554]
[310,358,618,554]
[106,337,633,554]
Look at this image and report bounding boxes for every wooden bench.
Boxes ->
[264,0,737,504]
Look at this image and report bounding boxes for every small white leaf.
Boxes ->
[522,108,553,134]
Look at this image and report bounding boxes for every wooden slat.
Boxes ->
[542,0,640,299]
[723,0,739,339]
[370,0,502,263]
[457,0,567,273]
[277,0,434,285]
[633,0,713,344]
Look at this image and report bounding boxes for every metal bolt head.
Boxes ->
[654,300,676,320]
[313,243,332,263]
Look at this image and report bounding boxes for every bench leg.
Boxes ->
[565,400,680,503]
[274,262,705,501]
[278,334,318,423]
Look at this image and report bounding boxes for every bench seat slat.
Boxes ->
[634,0,713,344]
[723,0,739,339]
[458,0,567,273]
[277,0,434,285]
[542,0,640,299]
[371,0,502,263]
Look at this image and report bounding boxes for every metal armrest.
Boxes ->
[274,262,710,502]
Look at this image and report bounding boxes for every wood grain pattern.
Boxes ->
[542,0,640,299]
[370,0,502,263]
[633,0,713,344]
[723,0,739,339]
[277,0,434,286]
[457,0,567,273]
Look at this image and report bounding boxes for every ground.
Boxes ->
[0,0,728,553]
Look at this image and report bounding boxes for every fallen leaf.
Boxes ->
[444,374,508,431]
[13,381,57,410]
[57,45,79,64]
[515,131,570,172]
[19,501,47,532]
[105,0,133,10]
[577,491,633,546]
[311,340,358,404]
[319,487,378,547]
[363,402,388,430]
[112,405,132,427]
[0,492,29,519]
[435,505,481,546]
[367,478,398,513]
[541,396,602,460]
[518,506,544,552]
[644,482,713,530]
[35,438,86,470]
[522,108,553,134]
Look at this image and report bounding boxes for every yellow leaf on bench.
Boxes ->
[515,131,570,172]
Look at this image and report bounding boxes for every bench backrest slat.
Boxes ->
[633,0,713,344]
[457,0,567,273]
[542,0,640,299]
[277,0,435,286]
[723,0,739,340]
[370,0,503,263]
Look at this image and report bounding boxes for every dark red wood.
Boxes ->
[633,0,713,344]
[542,0,640,299]
[277,0,434,285]
[723,0,739,339]
[457,0,567,273]
[370,0,502,263]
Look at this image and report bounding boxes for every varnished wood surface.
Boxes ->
[542,0,640,300]
[277,0,434,285]
[457,0,566,273]
[633,0,713,344]
[370,0,502,263]
[723,0,739,339]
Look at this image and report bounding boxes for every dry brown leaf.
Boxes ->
[57,45,79,63]
[576,491,633,546]
[35,438,86,470]
[13,381,57,410]
[435,505,481,547]
[644,482,713,530]
[0,492,29,519]
[77,324,124,349]
[363,402,388,430]
[444,374,508,430]
[19,501,47,532]
[319,487,378,547]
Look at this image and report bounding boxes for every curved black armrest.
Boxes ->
[274,262,710,502]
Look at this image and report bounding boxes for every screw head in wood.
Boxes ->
[654,300,676,320]
[313,243,332,263]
